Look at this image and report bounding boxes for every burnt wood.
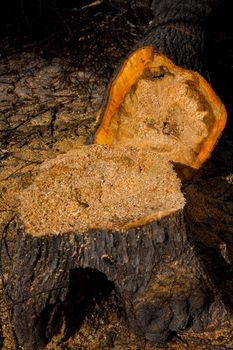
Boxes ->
[137,0,220,76]
[6,210,228,349]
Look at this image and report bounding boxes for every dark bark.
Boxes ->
[6,210,228,349]
[137,0,220,77]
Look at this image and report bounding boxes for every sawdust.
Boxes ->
[110,69,210,166]
[19,145,184,236]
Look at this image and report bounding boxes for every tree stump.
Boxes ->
[6,145,228,349]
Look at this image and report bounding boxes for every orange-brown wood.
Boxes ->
[92,47,227,178]
[93,47,154,144]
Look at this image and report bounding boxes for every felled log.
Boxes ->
[6,0,228,349]
[89,47,226,180]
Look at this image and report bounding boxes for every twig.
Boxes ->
[80,0,103,10]
[0,164,34,182]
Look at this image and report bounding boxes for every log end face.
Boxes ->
[18,145,184,237]
[92,47,227,180]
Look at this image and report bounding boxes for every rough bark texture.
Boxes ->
[6,210,228,349]
[137,0,220,76]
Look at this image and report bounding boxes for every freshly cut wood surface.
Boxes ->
[92,49,226,179]
[19,145,184,236]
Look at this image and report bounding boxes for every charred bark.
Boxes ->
[137,0,220,77]
[6,210,228,349]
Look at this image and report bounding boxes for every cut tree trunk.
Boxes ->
[89,0,226,180]
[5,1,230,350]
[89,48,226,180]
[6,146,229,349]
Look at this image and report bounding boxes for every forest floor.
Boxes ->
[0,0,233,349]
